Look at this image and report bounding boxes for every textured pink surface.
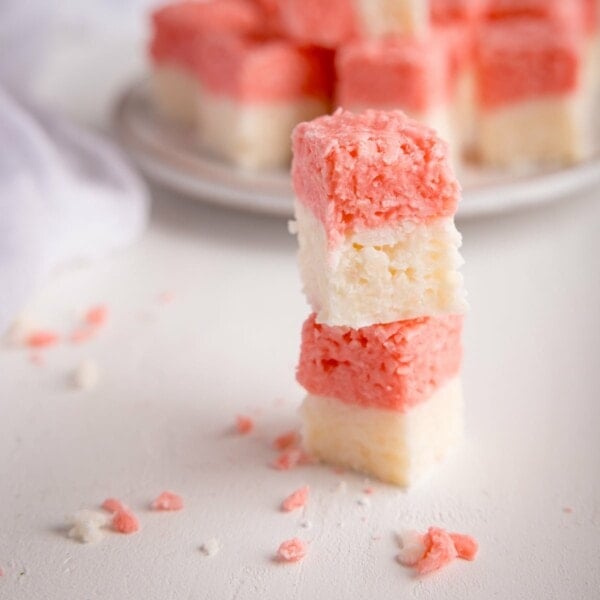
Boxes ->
[194,35,334,102]
[482,0,583,22]
[276,0,358,48]
[150,0,264,68]
[292,109,460,242]
[431,0,482,22]
[25,331,59,349]
[101,498,127,513]
[336,35,450,112]
[235,415,255,434]
[151,491,184,511]
[475,18,583,108]
[281,486,310,512]
[450,533,479,560]
[277,538,307,562]
[297,314,463,412]
[112,510,140,534]
[415,527,459,574]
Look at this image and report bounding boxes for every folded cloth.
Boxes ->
[0,87,149,334]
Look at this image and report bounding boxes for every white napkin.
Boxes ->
[0,88,149,334]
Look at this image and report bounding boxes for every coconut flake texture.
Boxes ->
[200,538,221,557]
[72,359,100,391]
[112,509,140,534]
[151,491,184,511]
[277,538,307,563]
[281,486,310,512]
[68,510,109,544]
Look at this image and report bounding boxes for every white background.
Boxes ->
[1,4,600,599]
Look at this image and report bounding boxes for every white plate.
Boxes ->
[113,79,600,219]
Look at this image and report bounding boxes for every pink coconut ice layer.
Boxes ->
[271,0,428,48]
[297,313,463,412]
[291,109,460,245]
[481,0,585,24]
[474,17,592,165]
[431,0,482,23]
[336,35,451,113]
[149,0,264,69]
[193,35,333,169]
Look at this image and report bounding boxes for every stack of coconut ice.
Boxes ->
[149,0,599,170]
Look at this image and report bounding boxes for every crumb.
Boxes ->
[112,509,140,534]
[273,430,300,451]
[281,486,309,512]
[271,448,310,470]
[415,527,458,575]
[299,519,313,529]
[158,291,175,305]
[449,533,479,561]
[357,497,370,507]
[235,415,254,435]
[151,491,184,511]
[276,538,306,563]
[101,498,128,513]
[563,507,573,514]
[0,566,5,576]
[4,314,34,346]
[334,481,347,494]
[25,330,59,349]
[396,530,427,567]
[85,305,108,327]
[200,538,221,557]
[363,487,375,495]
[68,510,109,544]
[71,359,99,391]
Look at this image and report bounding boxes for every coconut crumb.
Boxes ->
[563,507,573,514]
[4,314,34,346]
[68,510,109,544]
[85,305,108,327]
[276,538,306,563]
[281,486,309,512]
[0,566,4,576]
[363,487,375,495]
[357,496,371,507]
[235,415,254,435]
[151,491,184,511]
[200,538,221,557]
[71,359,99,391]
[112,509,140,534]
[299,519,313,529]
[271,448,313,470]
[158,291,176,305]
[101,498,128,513]
[25,330,59,349]
[273,430,300,451]
[396,527,478,574]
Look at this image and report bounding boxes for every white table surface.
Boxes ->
[2,17,600,600]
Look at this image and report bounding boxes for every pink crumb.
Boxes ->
[85,305,108,327]
[363,487,375,495]
[158,291,176,305]
[273,430,300,451]
[151,491,184,511]
[101,498,128,513]
[415,527,458,575]
[563,507,573,514]
[235,415,254,435]
[277,538,307,563]
[0,566,4,576]
[25,330,59,349]
[272,448,313,471]
[112,509,140,534]
[281,486,310,512]
[449,533,479,561]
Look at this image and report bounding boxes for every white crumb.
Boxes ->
[357,496,371,507]
[71,359,99,391]
[200,538,220,557]
[299,519,313,529]
[4,313,34,346]
[395,529,426,567]
[68,510,109,544]
[287,219,298,235]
